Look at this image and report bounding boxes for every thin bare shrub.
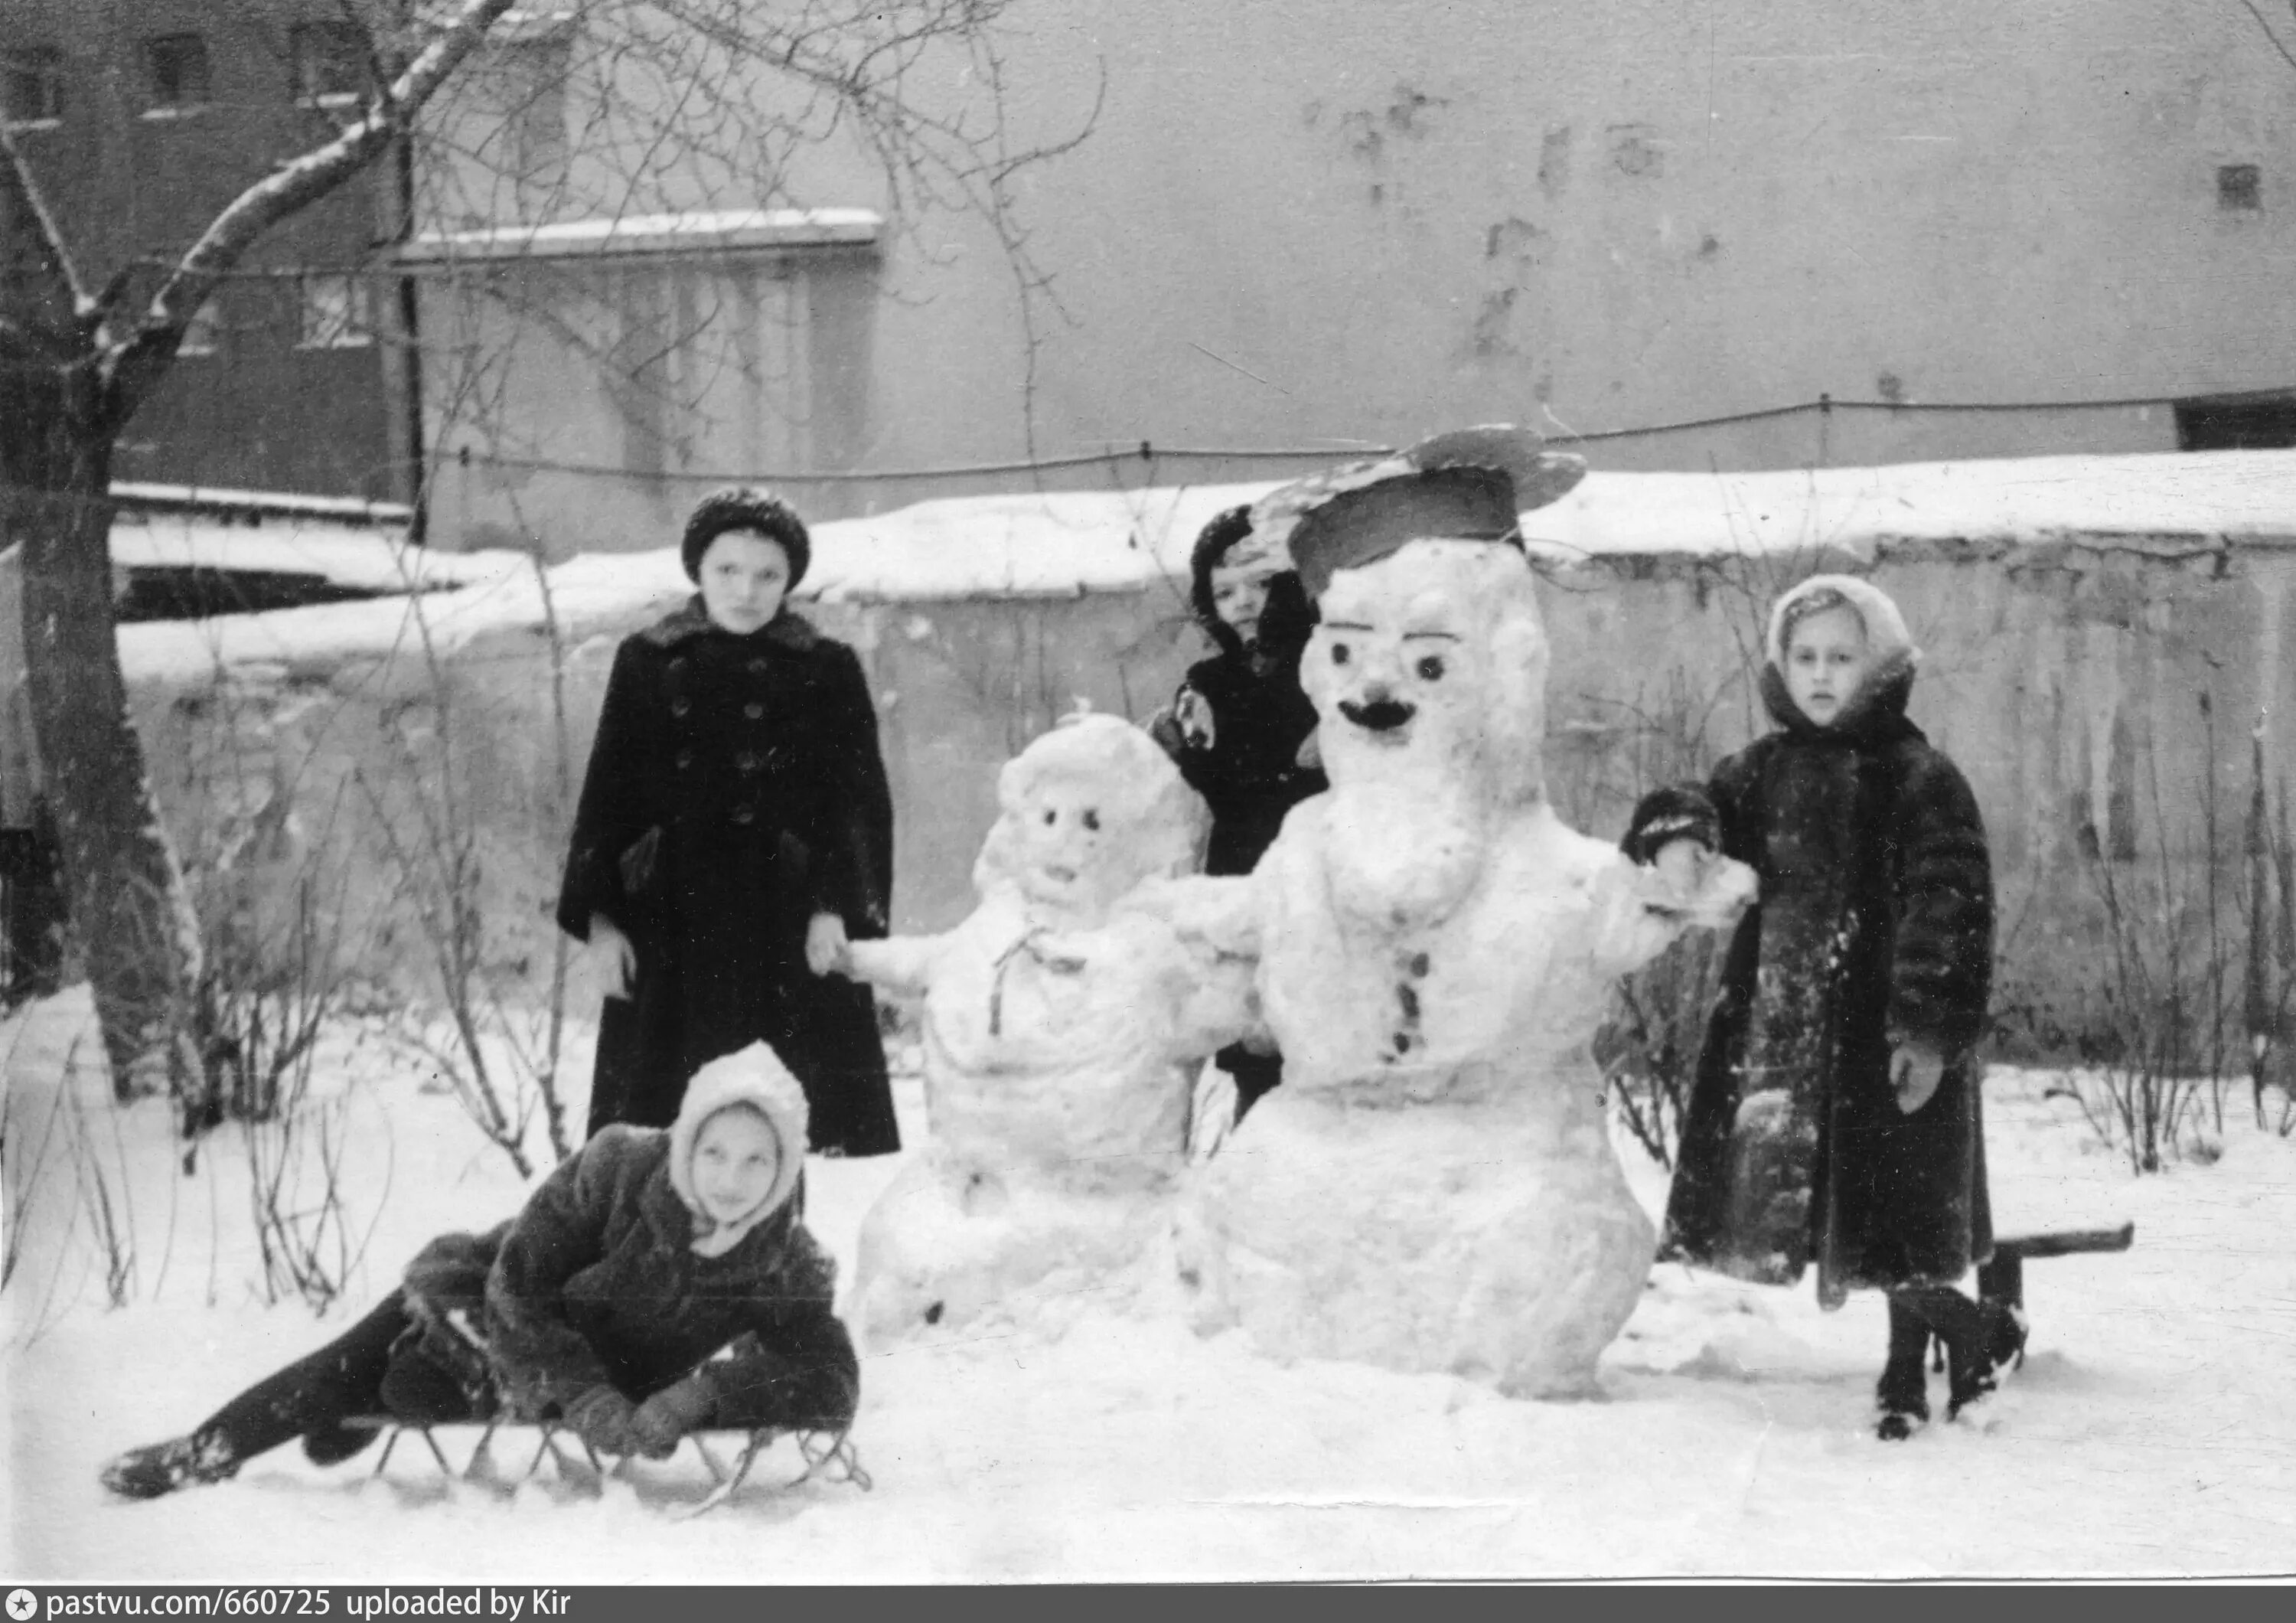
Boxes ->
[2059,694,2245,1172]
[354,567,576,1178]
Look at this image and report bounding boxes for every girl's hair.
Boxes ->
[1776,585,1863,654]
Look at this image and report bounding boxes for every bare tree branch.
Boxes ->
[2240,0,2296,73]
[0,114,94,319]
[105,0,523,425]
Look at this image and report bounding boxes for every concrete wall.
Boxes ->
[119,540,2296,1060]
[412,0,2296,551]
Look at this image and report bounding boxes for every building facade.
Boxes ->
[398,2,2296,551]
[2,0,409,501]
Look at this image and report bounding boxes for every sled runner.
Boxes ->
[350,1415,872,1518]
[1983,1220,2135,1311]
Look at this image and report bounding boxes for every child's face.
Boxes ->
[1015,780,1117,914]
[1211,561,1270,649]
[697,530,792,635]
[1782,604,1872,727]
[691,1106,783,1225]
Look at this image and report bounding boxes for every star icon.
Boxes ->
[7,1589,38,1621]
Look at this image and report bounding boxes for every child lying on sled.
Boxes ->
[103,1043,859,1499]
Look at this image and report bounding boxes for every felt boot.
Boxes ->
[101,1432,240,1500]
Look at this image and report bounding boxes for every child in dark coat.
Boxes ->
[1624,575,2024,1440]
[1150,506,1327,1121]
[559,485,899,1154]
[101,1044,859,1498]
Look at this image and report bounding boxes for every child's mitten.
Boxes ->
[629,1372,721,1459]
[563,1385,638,1456]
[1622,785,1720,867]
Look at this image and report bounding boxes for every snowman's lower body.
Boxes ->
[851,1148,1182,1353]
[1176,1077,1655,1398]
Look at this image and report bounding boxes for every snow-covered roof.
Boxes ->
[113,448,2296,688]
[108,510,526,596]
[398,208,883,263]
[113,481,416,526]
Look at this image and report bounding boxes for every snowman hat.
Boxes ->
[1254,426,1587,599]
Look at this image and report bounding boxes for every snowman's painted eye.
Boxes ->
[1331,642,1352,667]
[1042,808,1056,825]
[1082,810,1101,831]
[1416,655,1446,681]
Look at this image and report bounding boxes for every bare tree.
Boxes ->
[0,0,1085,1115]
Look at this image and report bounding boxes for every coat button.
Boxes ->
[670,697,690,718]
[732,803,756,825]
[747,657,768,674]
[736,751,760,773]
[676,749,693,770]
[744,702,764,720]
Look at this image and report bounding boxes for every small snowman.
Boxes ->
[832,712,1257,1350]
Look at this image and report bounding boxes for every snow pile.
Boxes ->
[7,984,2292,1579]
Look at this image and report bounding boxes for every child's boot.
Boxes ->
[1975,1252,2030,1379]
[100,1430,241,1499]
[1874,1293,1931,1442]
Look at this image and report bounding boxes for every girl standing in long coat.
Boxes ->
[1626,575,2016,1438]
[558,487,899,1155]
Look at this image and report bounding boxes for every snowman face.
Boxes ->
[1306,541,1492,767]
[1014,779,1120,914]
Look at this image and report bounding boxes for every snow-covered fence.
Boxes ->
[90,450,2296,1074]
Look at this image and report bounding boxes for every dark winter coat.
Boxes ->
[401,1127,858,1429]
[558,602,899,1154]
[1627,661,1995,1307]
[1166,649,1328,877]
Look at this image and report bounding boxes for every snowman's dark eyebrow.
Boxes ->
[1402,630,1459,643]
[1324,619,1374,632]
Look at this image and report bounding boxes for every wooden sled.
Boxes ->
[348,1415,872,1518]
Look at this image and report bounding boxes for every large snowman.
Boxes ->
[1146,429,1756,1398]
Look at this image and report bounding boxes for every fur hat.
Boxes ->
[1254,426,1587,599]
[680,485,812,586]
[668,1041,810,1256]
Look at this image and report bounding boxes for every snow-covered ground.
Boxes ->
[5,985,2292,1581]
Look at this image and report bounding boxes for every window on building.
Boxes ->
[2174,391,2296,451]
[292,21,367,106]
[2,47,65,126]
[296,273,373,349]
[175,300,222,358]
[144,34,212,113]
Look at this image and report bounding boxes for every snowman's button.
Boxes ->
[1407,952,1430,978]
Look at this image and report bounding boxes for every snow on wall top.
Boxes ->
[113,449,2296,689]
[1521,447,2296,567]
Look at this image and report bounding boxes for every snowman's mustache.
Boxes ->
[1339,695,1417,733]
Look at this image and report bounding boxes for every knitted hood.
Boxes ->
[667,1042,810,1256]
[1760,573,1922,734]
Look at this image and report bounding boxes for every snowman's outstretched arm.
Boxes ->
[840,932,949,998]
[1117,874,1262,960]
[1589,847,1758,976]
